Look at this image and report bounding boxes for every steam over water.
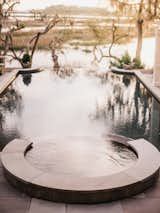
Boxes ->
[1,69,160,176]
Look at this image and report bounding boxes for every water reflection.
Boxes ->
[123,75,131,87]
[150,98,160,148]
[0,86,22,149]
[109,141,137,165]
[26,137,137,177]
[91,72,160,149]
[52,66,74,79]
[22,74,32,86]
[0,70,160,151]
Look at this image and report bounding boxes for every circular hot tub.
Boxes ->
[25,136,137,178]
[1,135,160,203]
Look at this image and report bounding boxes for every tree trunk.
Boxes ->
[136,19,143,59]
[0,4,2,57]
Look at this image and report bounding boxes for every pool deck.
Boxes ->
[0,152,160,213]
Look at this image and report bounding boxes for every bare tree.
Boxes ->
[49,36,74,78]
[0,1,61,68]
[92,20,130,63]
[8,15,61,68]
[49,36,64,71]
[110,0,160,59]
[0,0,23,56]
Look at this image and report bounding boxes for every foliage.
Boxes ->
[121,51,131,65]
[21,53,31,64]
[110,51,144,69]
[8,15,61,68]
[110,60,123,69]
[132,57,144,69]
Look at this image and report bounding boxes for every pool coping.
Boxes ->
[1,136,160,204]
[111,67,135,75]
[0,68,42,96]
[111,67,160,104]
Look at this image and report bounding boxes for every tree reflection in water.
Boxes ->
[0,71,159,152]
[52,65,74,79]
[22,74,32,86]
[91,73,158,145]
[0,86,22,150]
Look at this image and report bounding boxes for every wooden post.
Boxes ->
[153,27,160,87]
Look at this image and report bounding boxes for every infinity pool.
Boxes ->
[0,69,160,176]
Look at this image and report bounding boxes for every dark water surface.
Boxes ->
[0,70,160,176]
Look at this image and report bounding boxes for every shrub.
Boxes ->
[110,60,123,69]
[110,52,144,70]
[121,51,131,65]
[21,53,31,64]
[132,57,144,69]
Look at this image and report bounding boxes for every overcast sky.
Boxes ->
[16,0,108,10]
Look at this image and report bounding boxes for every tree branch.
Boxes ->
[29,15,61,61]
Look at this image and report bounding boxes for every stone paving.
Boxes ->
[0,153,160,213]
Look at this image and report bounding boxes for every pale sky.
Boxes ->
[17,0,108,10]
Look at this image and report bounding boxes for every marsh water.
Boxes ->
[0,68,160,176]
[7,37,155,70]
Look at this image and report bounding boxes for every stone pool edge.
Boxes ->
[1,137,160,204]
[0,68,42,96]
[111,67,160,104]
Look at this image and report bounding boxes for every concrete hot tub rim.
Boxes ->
[1,135,160,204]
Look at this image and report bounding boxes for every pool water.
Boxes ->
[26,137,137,177]
[0,69,160,175]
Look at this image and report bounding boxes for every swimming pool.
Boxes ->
[0,69,160,175]
[0,70,159,148]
